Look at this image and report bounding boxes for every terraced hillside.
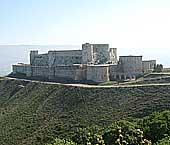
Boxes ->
[0,78,170,144]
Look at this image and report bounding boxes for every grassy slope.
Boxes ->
[0,79,170,144]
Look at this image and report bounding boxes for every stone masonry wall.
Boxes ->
[93,44,110,64]
[54,65,86,81]
[142,60,156,72]
[109,48,118,64]
[32,54,49,66]
[82,43,117,65]
[87,65,109,83]
[12,43,157,83]
[82,43,93,64]
[119,56,143,75]
[48,50,82,66]
[31,66,49,78]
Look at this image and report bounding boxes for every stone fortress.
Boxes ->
[12,43,156,83]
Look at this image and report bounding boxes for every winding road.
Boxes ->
[3,77,170,88]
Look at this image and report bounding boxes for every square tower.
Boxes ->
[109,48,118,64]
[82,43,94,64]
[82,43,110,64]
[30,50,38,65]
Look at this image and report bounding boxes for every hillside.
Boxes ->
[0,78,170,144]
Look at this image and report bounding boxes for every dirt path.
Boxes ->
[4,77,170,88]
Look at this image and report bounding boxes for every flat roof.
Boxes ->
[83,43,109,45]
[48,50,82,52]
[119,55,142,57]
[87,64,110,67]
[143,60,156,62]
[13,63,30,66]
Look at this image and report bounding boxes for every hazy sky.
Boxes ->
[0,0,170,48]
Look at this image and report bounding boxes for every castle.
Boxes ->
[12,43,156,83]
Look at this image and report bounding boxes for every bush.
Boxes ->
[138,110,170,142]
[47,138,76,145]
[156,136,170,145]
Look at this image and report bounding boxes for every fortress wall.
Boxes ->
[12,64,31,76]
[54,66,75,80]
[119,56,143,75]
[49,50,82,56]
[13,65,53,79]
[48,50,82,66]
[54,65,87,81]
[48,51,56,67]
[150,60,156,69]
[109,65,118,80]
[31,66,49,78]
[13,44,155,83]
[13,65,26,75]
[12,64,87,82]
[142,61,150,73]
[30,51,49,66]
[55,65,86,81]
[54,65,79,80]
[87,65,110,83]
[48,67,55,80]
[53,56,82,65]
[142,60,156,72]
[74,65,87,81]
[32,54,48,66]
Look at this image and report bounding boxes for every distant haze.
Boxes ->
[0,45,80,76]
[0,45,168,76]
[0,0,170,76]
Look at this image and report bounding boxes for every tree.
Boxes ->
[153,64,163,72]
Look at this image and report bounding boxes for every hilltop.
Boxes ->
[0,78,170,144]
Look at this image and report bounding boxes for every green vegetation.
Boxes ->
[47,138,76,145]
[0,78,170,144]
[153,64,163,73]
[48,111,170,145]
[157,136,170,145]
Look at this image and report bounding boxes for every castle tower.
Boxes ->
[82,43,110,64]
[82,43,94,64]
[109,48,118,64]
[30,50,38,65]
[92,44,110,64]
[119,56,143,75]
